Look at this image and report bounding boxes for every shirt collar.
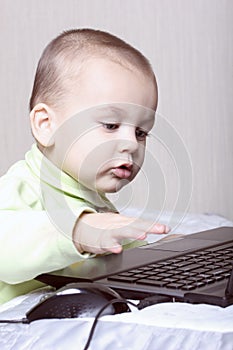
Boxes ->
[25,144,116,211]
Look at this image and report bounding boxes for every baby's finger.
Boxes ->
[127,219,170,236]
[128,217,170,235]
[108,245,123,254]
[100,235,123,254]
[149,223,170,234]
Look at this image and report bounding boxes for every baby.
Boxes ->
[0,28,169,304]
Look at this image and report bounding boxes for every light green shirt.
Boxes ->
[0,144,119,304]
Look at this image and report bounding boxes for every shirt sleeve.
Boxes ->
[0,210,96,284]
[0,176,96,284]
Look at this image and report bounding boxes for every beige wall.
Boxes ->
[0,0,232,220]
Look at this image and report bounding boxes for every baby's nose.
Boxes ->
[117,130,139,154]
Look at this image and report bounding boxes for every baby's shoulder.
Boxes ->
[0,159,41,210]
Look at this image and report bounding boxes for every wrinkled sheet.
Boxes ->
[0,213,233,350]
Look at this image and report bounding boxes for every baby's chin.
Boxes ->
[98,170,141,193]
[97,178,133,194]
[78,169,139,194]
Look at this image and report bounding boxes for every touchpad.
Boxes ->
[144,238,220,252]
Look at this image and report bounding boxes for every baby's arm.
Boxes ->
[0,210,92,284]
[73,212,169,254]
[0,174,96,284]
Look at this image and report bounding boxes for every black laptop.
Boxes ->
[37,226,233,307]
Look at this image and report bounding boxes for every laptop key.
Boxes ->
[205,278,216,284]
[166,282,185,289]
[211,268,229,276]
[179,263,203,272]
[118,271,135,277]
[214,275,225,281]
[194,281,206,288]
[181,284,197,291]
[144,275,166,281]
[138,266,154,272]
[134,273,150,279]
[154,272,174,278]
[108,275,138,283]
[193,267,211,274]
[136,279,168,287]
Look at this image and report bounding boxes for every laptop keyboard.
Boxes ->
[108,242,233,291]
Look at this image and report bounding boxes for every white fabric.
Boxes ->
[0,213,233,350]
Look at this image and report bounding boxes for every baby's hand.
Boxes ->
[73,212,169,254]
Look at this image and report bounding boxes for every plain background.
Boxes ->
[0,0,232,221]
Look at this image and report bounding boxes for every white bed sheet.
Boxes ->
[0,213,233,350]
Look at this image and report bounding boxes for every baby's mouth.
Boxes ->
[111,164,133,179]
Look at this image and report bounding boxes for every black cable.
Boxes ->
[0,318,28,324]
[0,295,170,349]
[137,294,172,309]
[0,299,137,349]
[82,298,138,350]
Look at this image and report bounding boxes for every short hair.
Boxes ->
[29,28,156,111]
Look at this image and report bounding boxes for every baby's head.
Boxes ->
[29,29,158,193]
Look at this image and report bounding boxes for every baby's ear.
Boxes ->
[30,103,56,147]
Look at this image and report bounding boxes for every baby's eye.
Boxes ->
[102,123,119,131]
[135,128,149,141]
